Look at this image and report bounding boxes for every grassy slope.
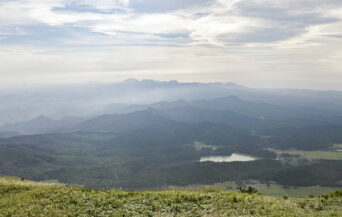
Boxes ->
[1,177,342,217]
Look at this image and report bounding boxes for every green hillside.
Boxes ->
[1,177,342,217]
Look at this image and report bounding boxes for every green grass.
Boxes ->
[1,177,342,216]
[268,148,342,160]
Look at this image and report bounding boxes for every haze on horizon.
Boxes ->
[0,0,342,90]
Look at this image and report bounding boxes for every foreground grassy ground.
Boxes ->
[1,177,342,217]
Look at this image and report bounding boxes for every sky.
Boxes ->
[0,0,342,90]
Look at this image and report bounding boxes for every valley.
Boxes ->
[0,80,342,194]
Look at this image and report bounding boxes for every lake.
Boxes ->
[200,153,257,163]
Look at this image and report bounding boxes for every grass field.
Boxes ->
[1,177,342,216]
[268,148,342,160]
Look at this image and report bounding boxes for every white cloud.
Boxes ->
[189,15,263,46]
[1,0,341,47]
[69,0,130,11]
[0,0,342,89]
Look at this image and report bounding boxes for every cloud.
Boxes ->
[0,0,342,90]
[1,0,341,47]
[128,0,214,13]
[65,0,130,12]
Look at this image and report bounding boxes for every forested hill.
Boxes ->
[1,176,342,216]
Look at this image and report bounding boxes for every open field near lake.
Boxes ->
[217,183,341,198]
[268,148,342,160]
[256,185,342,197]
[334,144,342,148]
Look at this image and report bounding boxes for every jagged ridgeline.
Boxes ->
[1,177,342,216]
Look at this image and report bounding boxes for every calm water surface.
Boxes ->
[200,153,256,163]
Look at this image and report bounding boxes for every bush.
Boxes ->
[238,186,258,194]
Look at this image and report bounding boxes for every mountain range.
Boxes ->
[1,80,342,190]
[1,79,342,126]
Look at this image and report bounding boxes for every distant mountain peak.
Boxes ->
[122,78,140,84]
[225,82,243,87]
[120,79,242,88]
[200,95,245,104]
[221,95,244,101]
[32,115,53,121]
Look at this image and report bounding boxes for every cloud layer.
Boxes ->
[0,0,342,89]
